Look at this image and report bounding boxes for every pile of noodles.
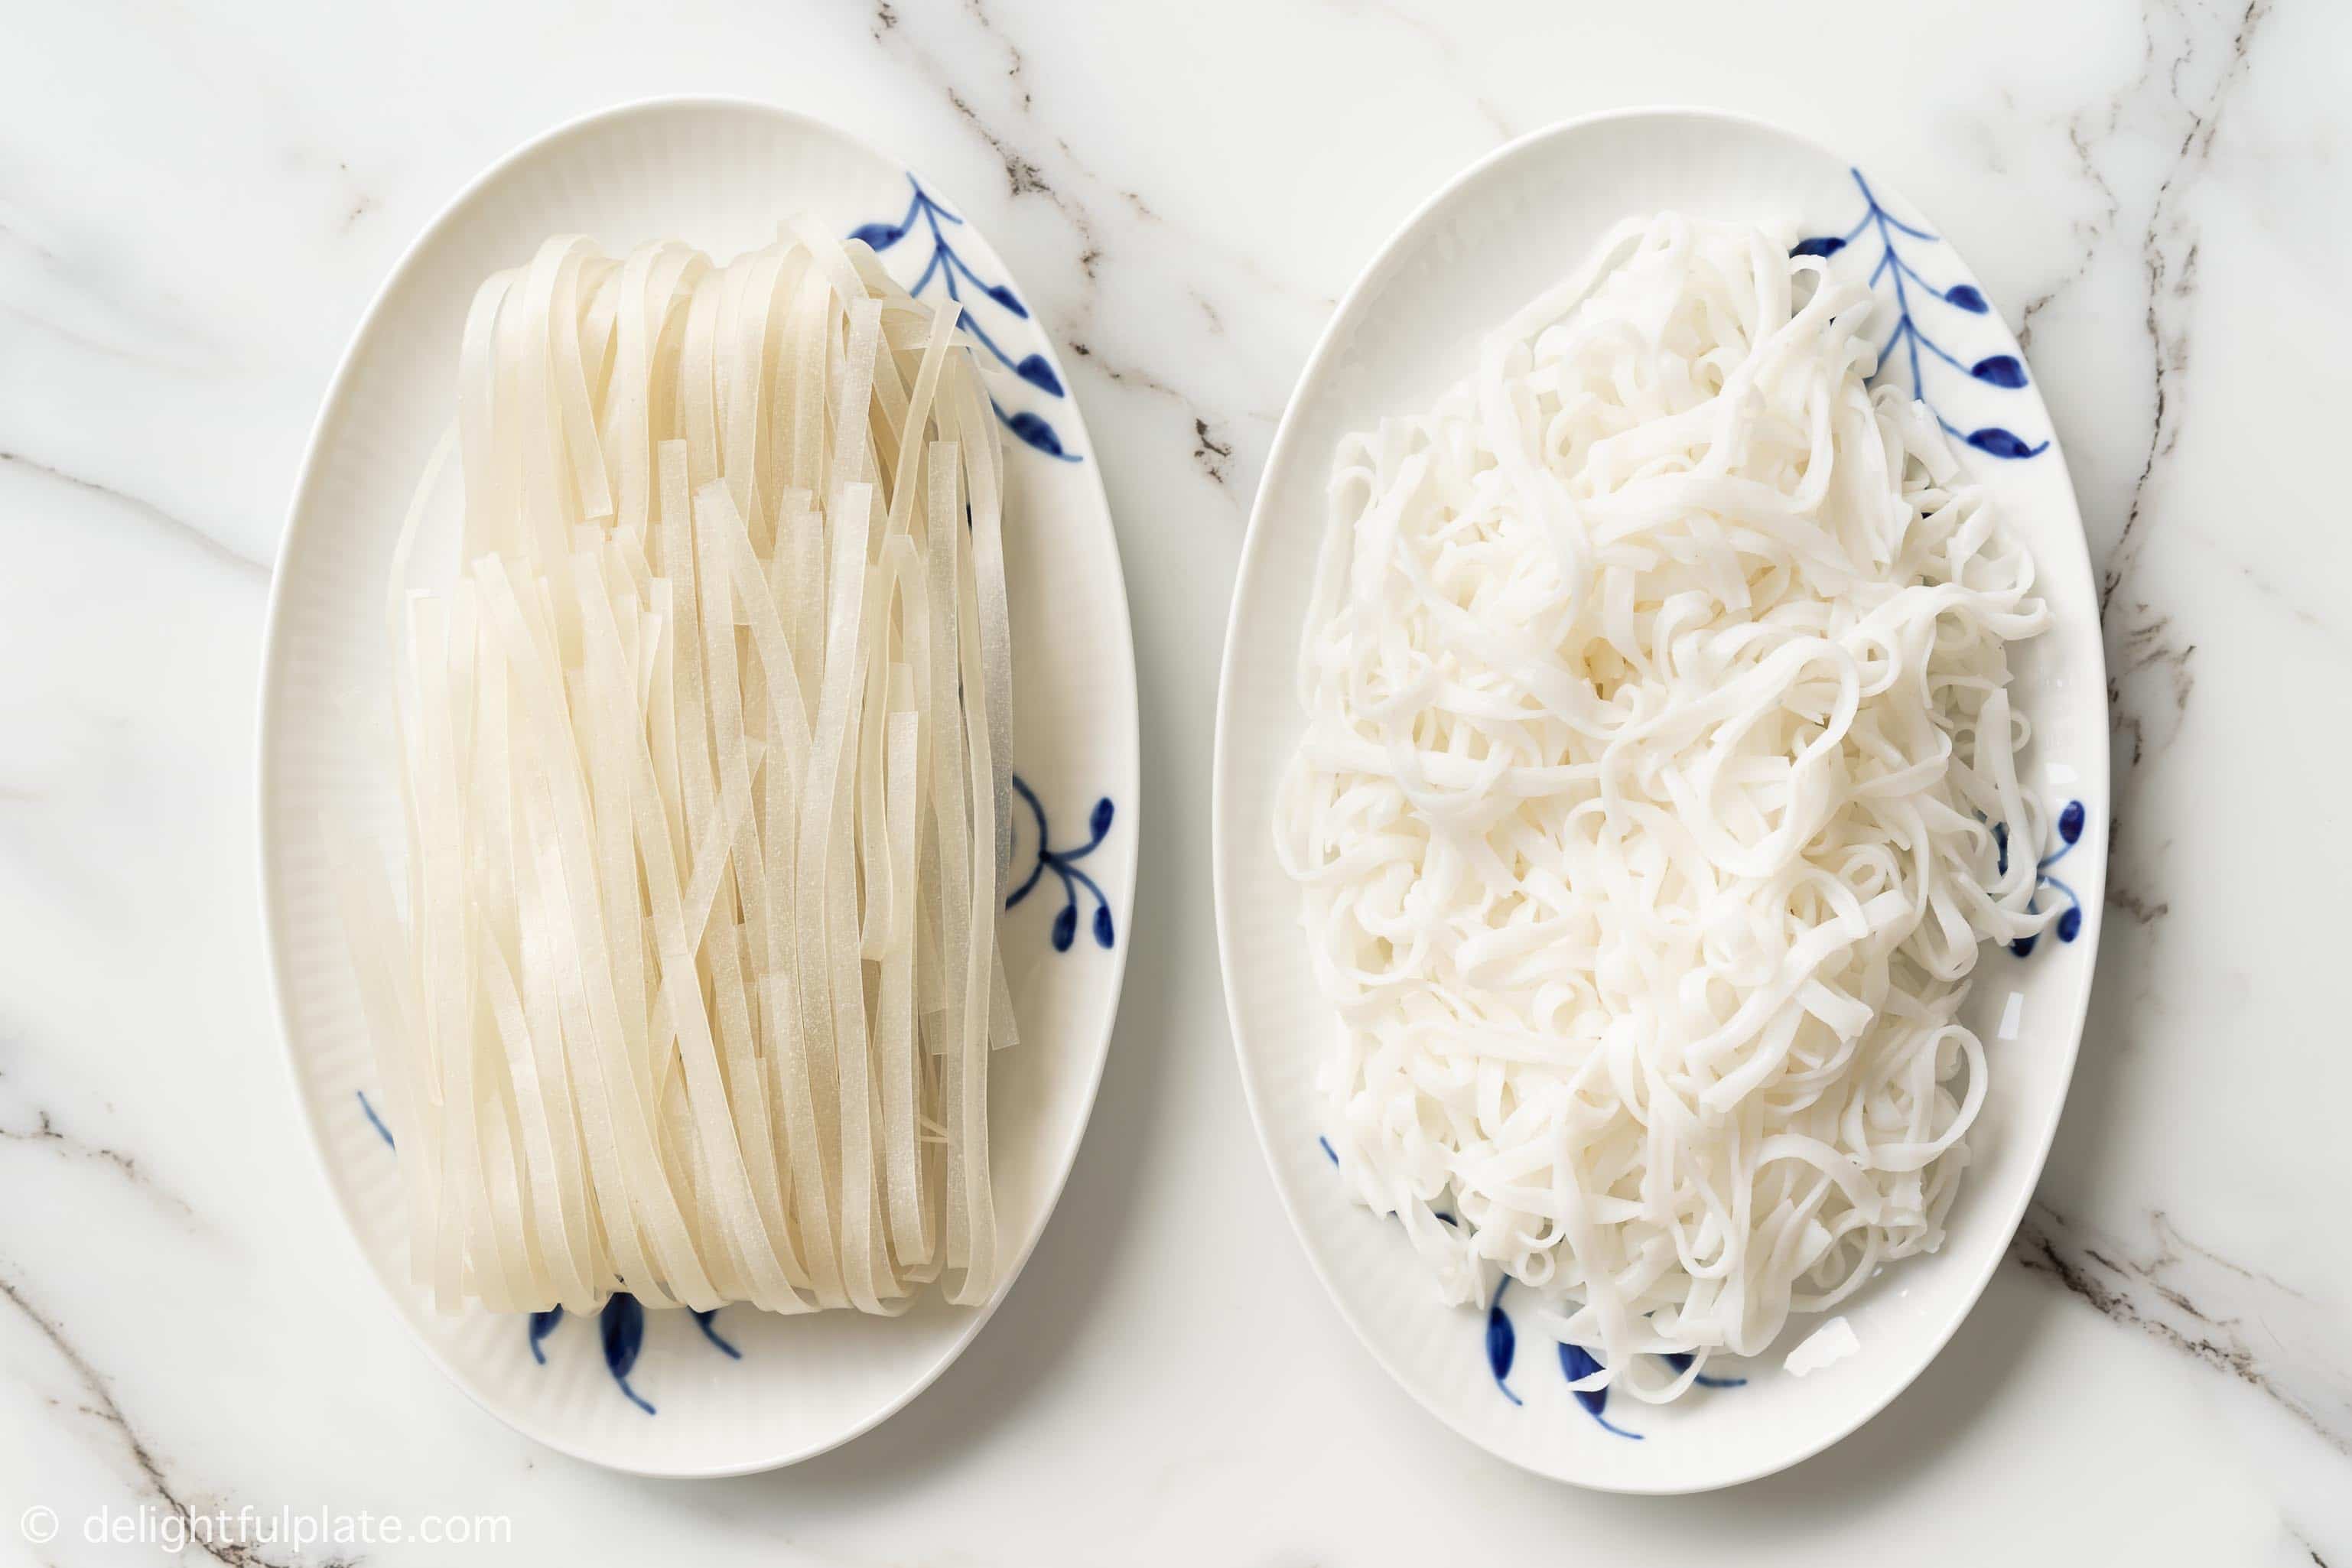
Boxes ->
[338,226,1017,1317]
[1277,213,2051,1399]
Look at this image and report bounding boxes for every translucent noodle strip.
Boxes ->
[946,454,1000,1305]
[512,238,592,588]
[458,274,521,561]
[548,239,614,523]
[878,704,929,1264]
[682,268,724,493]
[942,363,1015,882]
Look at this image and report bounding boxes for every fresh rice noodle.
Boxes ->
[341,227,1017,1316]
[1276,213,2051,1399]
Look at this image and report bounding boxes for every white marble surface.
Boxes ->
[2,0,2346,1561]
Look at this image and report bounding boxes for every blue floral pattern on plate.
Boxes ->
[1796,169,2048,460]
[1999,799,2089,958]
[852,174,1082,464]
[522,1296,740,1417]
[1007,775,1115,952]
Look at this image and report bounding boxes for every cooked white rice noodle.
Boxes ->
[1277,213,2051,1398]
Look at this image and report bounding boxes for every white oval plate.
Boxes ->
[259,97,1137,1477]
[1212,108,2106,1493]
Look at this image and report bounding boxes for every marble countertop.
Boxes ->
[4,0,2347,1561]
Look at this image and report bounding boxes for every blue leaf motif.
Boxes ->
[2058,800,2086,844]
[1559,1344,1642,1439]
[601,1294,655,1415]
[1014,353,1063,397]
[981,281,1029,318]
[1485,1284,1522,1406]
[1559,1343,1605,1415]
[528,1308,564,1365]
[1969,354,2028,389]
[2056,906,2084,942]
[691,1308,742,1360]
[849,222,906,251]
[1089,798,1115,839]
[1963,427,2048,460]
[1806,171,2041,460]
[1000,408,1072,459]
[1051,903,1078,952]
[1091,904,1115,948]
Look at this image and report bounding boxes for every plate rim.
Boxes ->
[255,92,1139,1478]
[1209,102,2107,1494]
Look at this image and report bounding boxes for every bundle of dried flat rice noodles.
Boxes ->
[1277,213,2051,1400]
[336,225,1017,1316]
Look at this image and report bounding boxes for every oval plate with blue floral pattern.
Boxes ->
[261,96,1137,1477]
[1214,108,2106,1494]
